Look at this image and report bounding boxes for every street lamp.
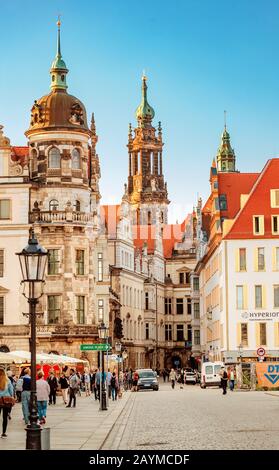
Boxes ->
[16,228,48,450]
[98,322,109,411]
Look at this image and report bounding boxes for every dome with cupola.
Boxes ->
[25,20,90,137]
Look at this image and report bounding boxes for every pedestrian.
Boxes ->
[47,371,58,405]
[59,373,69,404]
[219,366,228,395]
[169,368,176,389]
[111,372,118,401]
[66,369,80,408]
[92,369,98,400]
[15,375,23,403]
[162,369,166,383]
[76,372,82,396]
[0,368,15,438]
[106,368,112,399]
[21,368,31,425]
[229,367,235,391]
[36,371,50,425]
[132,370,139,392]
[128,368,133,390]
[118,370,124,396]
[84,370,91,396]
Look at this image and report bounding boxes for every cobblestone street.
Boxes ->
[102,382,279,450]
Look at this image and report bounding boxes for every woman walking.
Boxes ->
[21,368,31,425]
[36,371,50,425]
[110,372,118,401]
[169,368,176,389]
[0,368,14,438]
[59,373,69,404]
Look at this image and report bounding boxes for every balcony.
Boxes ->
[29,210,97,225]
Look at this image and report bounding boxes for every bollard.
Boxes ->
[41,427,50,450]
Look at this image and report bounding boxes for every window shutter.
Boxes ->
[274,323,279,347]
[272,247,276,271]
[255,323,260,347]
[235,249,240,272]
[271,190,276,208]
[243,285,248,309]
[237,323,241,346]
[262,285,266,309]
[259,216,264,235]
[253,248,258,272]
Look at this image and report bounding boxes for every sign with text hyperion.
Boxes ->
[80,344,110,351]
[256,363,279,388]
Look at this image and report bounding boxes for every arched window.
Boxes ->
[48,147,61,168]
[72,148,81,170]
[49,199,59,211]
[0,345,10,353]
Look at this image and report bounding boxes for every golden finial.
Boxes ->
[57,14,61,28]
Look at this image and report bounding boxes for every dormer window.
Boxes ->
[270,189,279,208]
[48,147,61,168]
[72,148,81,170]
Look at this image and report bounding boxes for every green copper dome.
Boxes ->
[135,76,155,124]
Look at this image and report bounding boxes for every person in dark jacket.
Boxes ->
[59,373,69,404]
[47,372,58,405]
[219,366,228,395]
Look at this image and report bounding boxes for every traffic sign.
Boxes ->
[80,343,110,351]
[257,347,265,357]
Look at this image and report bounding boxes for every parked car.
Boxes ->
[136,369,159,391]
[184,368,196,384]
[200,361,224,388]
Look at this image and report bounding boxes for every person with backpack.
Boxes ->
[0,368,14,438]
[110,372,118,401]
[66,369,80,408]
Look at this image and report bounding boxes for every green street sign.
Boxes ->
[80,343,110,351]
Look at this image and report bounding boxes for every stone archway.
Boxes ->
[165,353,182,370]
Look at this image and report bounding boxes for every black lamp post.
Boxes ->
[16,229,48,450]
[98,322,109,411]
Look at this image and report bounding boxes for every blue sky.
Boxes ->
[1,0,279,222]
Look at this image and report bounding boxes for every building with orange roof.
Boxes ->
[195,128,279,365]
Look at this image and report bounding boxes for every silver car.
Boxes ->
[136,369,159,391]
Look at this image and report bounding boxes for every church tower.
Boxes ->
[216,124,237,173]
[125,75,169,225]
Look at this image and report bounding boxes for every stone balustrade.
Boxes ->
[29,210,96,225]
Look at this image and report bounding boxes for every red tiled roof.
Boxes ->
[100,205,121,237]
[11,146,28,165]
[133,225,156,254]
[218,172,259,219]
[225,159,279,239]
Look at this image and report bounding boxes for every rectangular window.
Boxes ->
[187,298,192,315]
[98,253,103,281]
[179,273,184,284]
[239,248,246,271]
[47,249,60,275]
[241,323,248,346]
[193,277,199,291]
[165,324,172,341]
[219,194,227,211]
[271,189,279,208]
[0,296,4,324]
[272,216,279,235]
[274,285,279,308]
[176,324,184,341]
[276,248,279,271]
[260,323,267,345]
[236,286,244,309]
[0,250,3,277]
[176,298,184,315]
[145,323,149,340]
[194,303,200,319]
[194,329,200,345]
[165,298,172,315]
[76,250,85,275]
[76,296,85,324]
[187,324,192,342]
[255,285,262,308]
[98,299,104,321]
[0,200,11,220]
[253,216,264,235]
[145,292,149,310]
[186,272,190,284]
[47,295,60,324]
[257,248,265,271]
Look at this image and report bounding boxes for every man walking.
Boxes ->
[229,367,235,391]
[21,368,31,425]
[47,371,58,405]
[219,366,228,395]
[66,369,80,408]
[169,368,176,389]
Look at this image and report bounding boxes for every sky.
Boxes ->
[1,0,279,223]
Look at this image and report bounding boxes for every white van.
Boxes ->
[200,361,224,388]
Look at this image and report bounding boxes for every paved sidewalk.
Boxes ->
[0,390,132,450]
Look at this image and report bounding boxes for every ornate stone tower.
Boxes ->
[216,125,237,173]
[125,75,169,225]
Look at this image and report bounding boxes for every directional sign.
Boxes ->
[80,344,110,351]
[257,347,265,357]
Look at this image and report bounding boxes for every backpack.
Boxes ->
[111,376,116,388]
